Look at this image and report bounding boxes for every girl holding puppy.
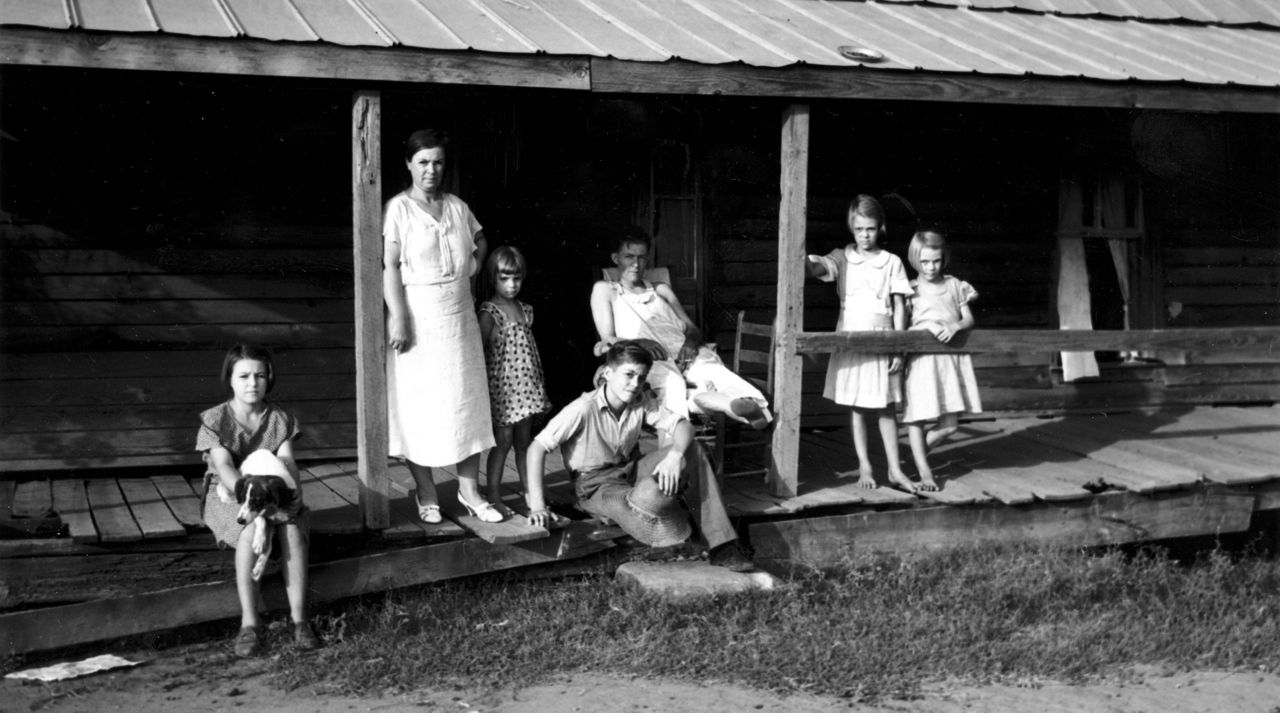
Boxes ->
[478,246,553,514]
[902,230,982,490]
[197,343,317,657]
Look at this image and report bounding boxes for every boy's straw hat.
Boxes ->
[596,476,692,548]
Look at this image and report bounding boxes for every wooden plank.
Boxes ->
[49,479,97,543]
[0,480,13,517]
[2,322,355,351]
[1011,422,1200,493]
[0,522,613,658]
[4,298,353,326]
[0,374,355,407]
[968,438,1094,502]
[796,327,1280,356]
[8,247,350,275]
[769,102,809,499]
[117,478,187,539]
[297,466,364,535]
[151,475,205,528]
[944,469,1038,506]
[10,480,53,518]
[2,348,352,380]
[0,28,591,90]
[352,88,390,531]
[84,479,143,543]
[308,462,425,541]
[6,273,353,300]
[589,57,1280,114]
[1063,416,1274,486]
[750,490,1258,571]
[1,444,356,473]
[434,478,549,545]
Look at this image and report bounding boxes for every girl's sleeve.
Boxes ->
[195,407,227,454]
[957,279,979,305]
[808,248,842,283]
[888,255,913,295]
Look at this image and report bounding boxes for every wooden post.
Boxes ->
[352,90,389,529]
[769,104,809,498]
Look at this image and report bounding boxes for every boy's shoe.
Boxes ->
[709,542,755,572]
[293,621,321,651]
[234,626,261,657]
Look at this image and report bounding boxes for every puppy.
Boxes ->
[226,450,299,581]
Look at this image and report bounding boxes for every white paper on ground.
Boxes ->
[4,654,140,682]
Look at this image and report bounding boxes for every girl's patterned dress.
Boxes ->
[196,402,303,547]
[480,300,553,427]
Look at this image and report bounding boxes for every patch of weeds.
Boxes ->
[273,543,1280,702]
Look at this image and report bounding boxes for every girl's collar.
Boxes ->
[845,246,890,267]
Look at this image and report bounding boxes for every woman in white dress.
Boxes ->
[384,129,501,524]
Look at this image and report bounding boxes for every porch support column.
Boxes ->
[769,103,809,498]
[352,90,389,529]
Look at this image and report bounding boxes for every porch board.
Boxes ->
[725,406,1280,518]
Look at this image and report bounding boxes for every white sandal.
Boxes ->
[457,491,505,523]
[412,490,443,524]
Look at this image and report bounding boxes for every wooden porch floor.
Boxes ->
[724,404,1280,517]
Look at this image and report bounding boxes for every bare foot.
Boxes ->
[917,475,940,492]
[729,398,770,430]
[887,470,919,494]
[856,467,877,489]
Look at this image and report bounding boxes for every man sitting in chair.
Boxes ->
[589,228,771,429]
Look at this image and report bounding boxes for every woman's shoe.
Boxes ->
[293,621,321,651]
[412,490,443,524]
[457,491,505,523]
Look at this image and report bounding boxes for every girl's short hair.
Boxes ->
[403,128,449,162]
[220,344,275,395]
[907,230,949,272]
[486,245,527,284]
[848,194,888,239]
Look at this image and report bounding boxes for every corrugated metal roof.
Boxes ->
[3,0,1279,88]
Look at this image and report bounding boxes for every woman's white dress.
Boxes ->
[384,191,495,466]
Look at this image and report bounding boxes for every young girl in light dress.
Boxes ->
[806,195,917,492]
[479,246,553,515]
[903,230,983,490]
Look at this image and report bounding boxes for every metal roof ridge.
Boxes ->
[211,0,247,37]
[572,0,678,60]
[868,1,1027,74]
[140,0,161,32]
[464,0,541,53]
[62,0,80,28]
[407,0,468,49]
[345,0,400,46]
[870,0,1280,30]
[629,0,739,63]
[723,0,848,63]
[964,6,1120,78]
[522,0,607,56]
[1048,14,1220,83]
[281,0,322,42]
[800,0,970,70]
[680,0,802,64]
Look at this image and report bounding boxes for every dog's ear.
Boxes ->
[234,477,249,503]
[266,477,293,506]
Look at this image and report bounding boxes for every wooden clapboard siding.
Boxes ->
[1,222,359,472]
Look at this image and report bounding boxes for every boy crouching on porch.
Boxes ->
[524,340,753,571]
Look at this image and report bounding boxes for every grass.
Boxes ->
[275,543,1280,701]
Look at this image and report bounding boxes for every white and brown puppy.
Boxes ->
[222,449,299,581]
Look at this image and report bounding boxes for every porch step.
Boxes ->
[615,560,779,602]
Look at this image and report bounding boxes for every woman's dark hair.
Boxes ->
[403,128,449,162]
[220,343,275,396]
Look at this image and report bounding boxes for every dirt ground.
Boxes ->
[7,639,1280,713]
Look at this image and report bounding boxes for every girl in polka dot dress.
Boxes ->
[479,246,553,514]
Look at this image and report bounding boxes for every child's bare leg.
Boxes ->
[407,460,438,507]
[277,522,308,624]
[235,528,261,629]
[907,423,938,491]
[512,418,533,493]
[850,409,876,488]
[925,413,959,451]
[879,410,917,493]
[486,425,514,513]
